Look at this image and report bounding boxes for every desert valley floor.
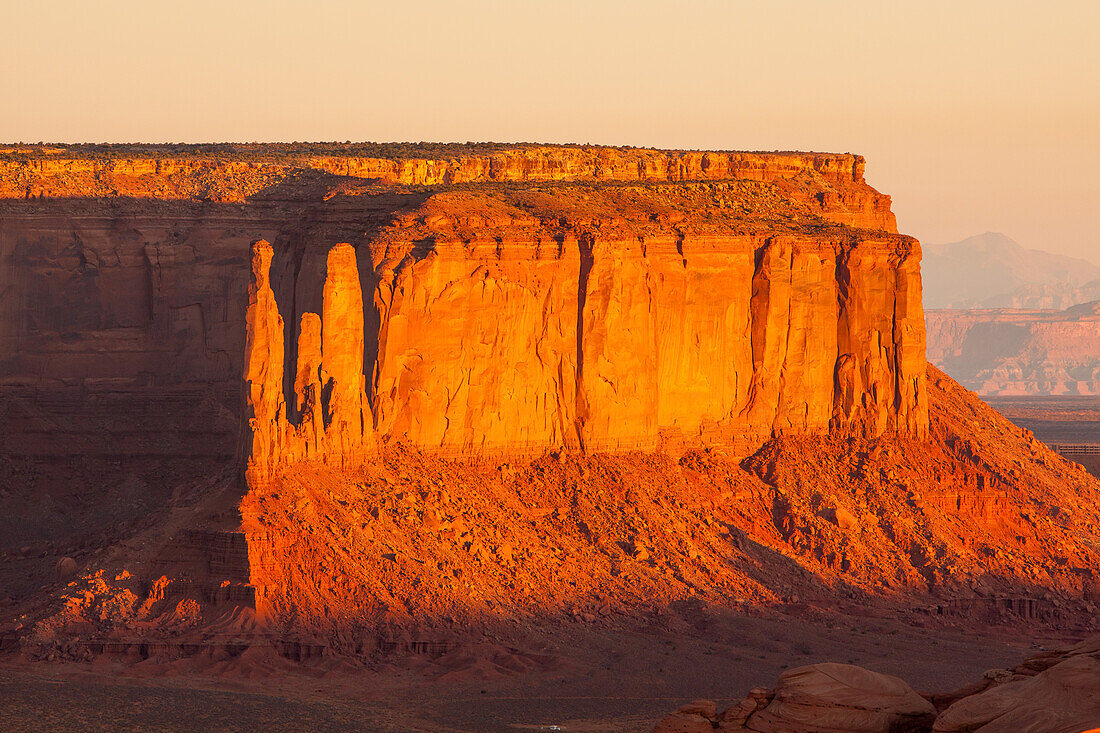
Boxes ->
[0,607,1060,732]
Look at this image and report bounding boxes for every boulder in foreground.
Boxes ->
[653,663,935,733]
[655,637,1100,733]
[934,646,1100,732]
[738,663,935,732]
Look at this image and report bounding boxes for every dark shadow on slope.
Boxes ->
[0,178,433,576]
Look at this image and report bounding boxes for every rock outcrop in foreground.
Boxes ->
[655,664,936,732]
[655,634,1100,732]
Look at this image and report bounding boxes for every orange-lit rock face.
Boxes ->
[241,240,285,482]
[835,241,929,436]
[0,144,922,481]
[243,227,926,480]
[320,244,367,462]
[292,312,324,459]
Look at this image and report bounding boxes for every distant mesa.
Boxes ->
[926,299,1100,395]
[923,233,1100,394]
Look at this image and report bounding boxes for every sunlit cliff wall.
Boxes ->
[243,227,926,481]
[0,145,925,477]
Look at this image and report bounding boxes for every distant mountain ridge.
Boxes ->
[922,232,1100,309]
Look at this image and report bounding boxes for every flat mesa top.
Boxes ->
[0,141,857,164]
[0,142,905,239]
[0,142,869,189]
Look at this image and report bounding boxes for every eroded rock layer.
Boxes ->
[240,218,926,480]
[926,301,1100,395]
[1,144,896,231]
[0,143,923,560]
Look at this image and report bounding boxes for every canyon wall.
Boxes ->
[0,145,924,485]
[242,225,927,481]
[926,301,1100,394]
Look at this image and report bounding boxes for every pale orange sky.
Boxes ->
[2,1,1097,260]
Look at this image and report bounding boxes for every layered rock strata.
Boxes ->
[0,145,896,230]
[242,227,927,480]
[0,143,924,496]
[926,301,1100,394]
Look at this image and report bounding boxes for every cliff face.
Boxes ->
[233,159,925,481]
[926,301,1100,394]
[0,144,923,485]
[244,229,926,479]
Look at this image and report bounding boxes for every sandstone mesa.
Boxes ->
[1,143,1098,731]
[927,300,1100,395]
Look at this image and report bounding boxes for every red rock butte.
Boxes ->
[4,143,1100,689]
[210,145,927,482]
[0,142,924,472]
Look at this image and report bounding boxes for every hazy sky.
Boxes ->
[2,1,1097,260]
